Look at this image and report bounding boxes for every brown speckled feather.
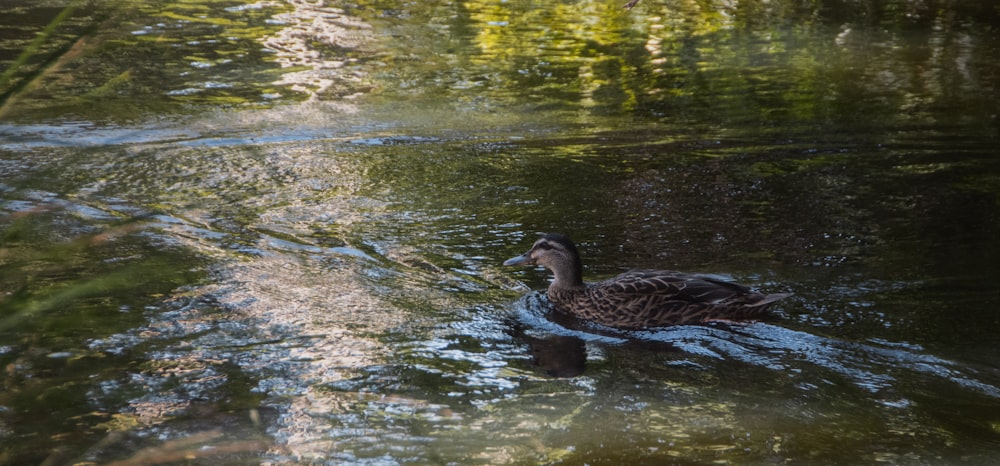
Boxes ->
[504,234,791,329]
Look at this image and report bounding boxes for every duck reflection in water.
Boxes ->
[524,333,587,378]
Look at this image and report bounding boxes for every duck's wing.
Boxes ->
[599,270,754,304]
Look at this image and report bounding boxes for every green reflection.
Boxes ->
[1,0,997,136]
[0,0,298,121]
[0,205,209,464]
[357,0,1000,137]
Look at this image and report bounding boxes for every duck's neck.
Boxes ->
[546,255,585,289]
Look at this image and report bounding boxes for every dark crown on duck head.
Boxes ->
[538,233,577,255]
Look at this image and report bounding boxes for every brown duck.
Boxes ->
[503,233,791,329]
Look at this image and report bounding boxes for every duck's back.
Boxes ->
[547,269,788,328]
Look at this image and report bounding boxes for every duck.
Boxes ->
[503,233,791,329]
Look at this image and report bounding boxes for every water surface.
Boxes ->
[2,0,999,464]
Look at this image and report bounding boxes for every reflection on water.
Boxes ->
[1,0,1000,464]
[263,0,374,100]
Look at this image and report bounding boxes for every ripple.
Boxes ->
[507,293,1000,400]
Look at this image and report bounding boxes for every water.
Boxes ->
[2,0,999,464]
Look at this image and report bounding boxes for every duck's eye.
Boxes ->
[534,242,554,251]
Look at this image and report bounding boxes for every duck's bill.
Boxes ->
[503,254,532,266]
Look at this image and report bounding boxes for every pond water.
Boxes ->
[2,0,999,464]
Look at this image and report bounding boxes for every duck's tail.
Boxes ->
[749,292,794,307]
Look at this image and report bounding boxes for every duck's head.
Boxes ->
[503,233,584,287]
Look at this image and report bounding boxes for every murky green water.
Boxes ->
[2,0,999,464]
